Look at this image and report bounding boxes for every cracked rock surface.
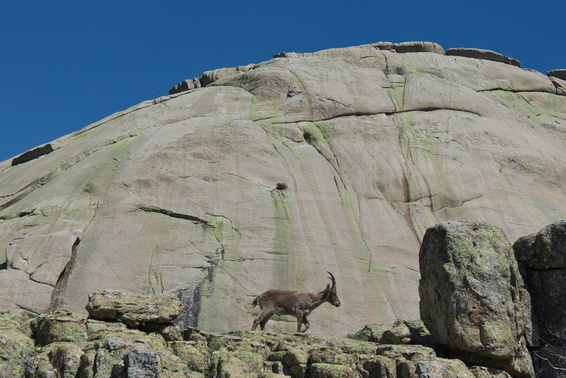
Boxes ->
[1,41,566,335]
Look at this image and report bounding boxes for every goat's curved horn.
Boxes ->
[327,271,336,288]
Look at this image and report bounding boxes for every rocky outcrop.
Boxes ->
[548,69,566,81]
[548,70,566,95]
[419,221,533,377]
[373,41,445,54]
[514,221,566,376]
[11,143,54,166]
[446,47,521,67]
[275,41,445,59]
[1,41,566,337]
[168,64,256,94]
[1,308,515,377]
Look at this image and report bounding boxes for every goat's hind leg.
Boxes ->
[259,314,272,330]
[252,310,272,331]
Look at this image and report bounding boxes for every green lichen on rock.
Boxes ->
[0,328,35,377]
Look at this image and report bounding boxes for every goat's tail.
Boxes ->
[252,296,260,307]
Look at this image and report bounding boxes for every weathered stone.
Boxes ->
[31,311,87,345]
[514,220,566,376]
[168,78,200,95]
[28,342,85,378]
[268,347,309,377]
[6,231,79,286]
[170,341,210,372]
[379,319,430,345]
[0,269,54,313]
[169,64,256,94]
[86,289,183,327]
[124,348,160,377]
[88,328,187,376]
[469,366,512,377]
[412,357,475,377]
[446,47,521,67]
[419,221,534,377]
[0,327,35,377]
[310,362,355,378]
[309,347,354,366]
[349,323,391,342]
[375,344,436,360]
[550,75,566,95]
[548,69,566,80]
[85,318,127,340]
[11,143,54,166]
[0,304,542,377]
[360,357,397,377]
[374,40,445,54]
[200,64,256,87]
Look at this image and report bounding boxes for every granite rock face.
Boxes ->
[419,221,533,377]
[1,41,566,336]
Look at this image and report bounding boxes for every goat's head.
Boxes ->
[324,271,341,307]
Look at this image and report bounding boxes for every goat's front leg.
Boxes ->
[296,311,304,333]
[301,316,310,333]
[296,312,311,333]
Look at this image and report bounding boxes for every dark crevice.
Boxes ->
[139,206,209,225]
[0,210,37,221]
[478,88,556,95]
[525,266,566,273]
[0,171,56,202]
[14,303,40,314]
[387,107,483,117]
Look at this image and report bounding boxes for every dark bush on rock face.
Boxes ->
[419,221,534,377]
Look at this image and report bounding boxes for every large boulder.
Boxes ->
[514,220,566,376]
[86,289,183,327]
[419,221,533,377]
[31,311,87,345]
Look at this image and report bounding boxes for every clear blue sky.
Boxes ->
[1,1,564,162]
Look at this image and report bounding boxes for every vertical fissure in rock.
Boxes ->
[49,236,81,311]
[174,279,204,328]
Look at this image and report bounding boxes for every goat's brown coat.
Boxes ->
[251,272,340,332]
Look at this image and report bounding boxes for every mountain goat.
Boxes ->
[251,272,341,333]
